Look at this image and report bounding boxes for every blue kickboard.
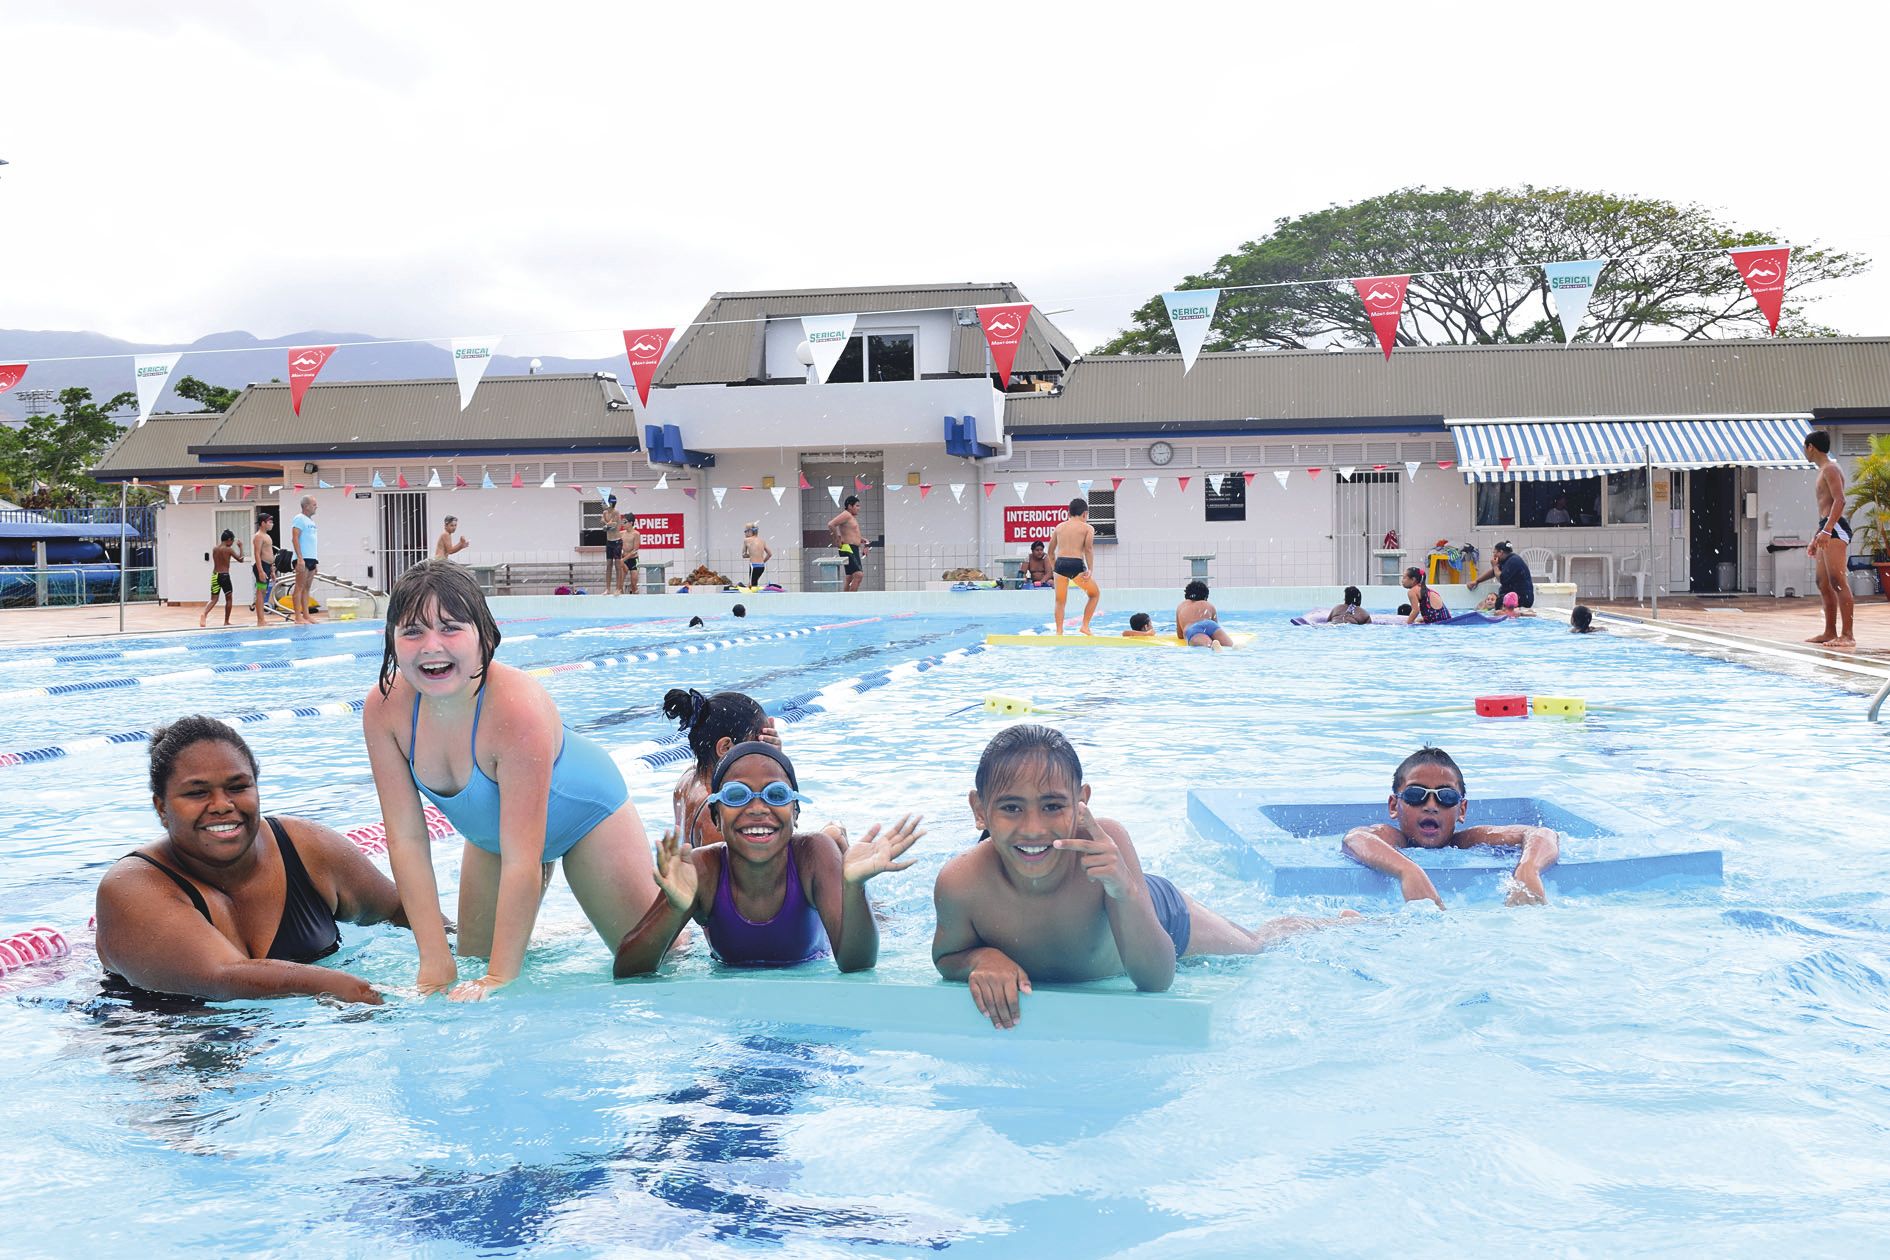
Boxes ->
[1186,789,1723,898]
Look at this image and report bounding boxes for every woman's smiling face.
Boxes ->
[155,738,261,865]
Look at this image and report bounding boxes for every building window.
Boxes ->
[1605,469,1651,523]
[825,332,917,383]
[579,499,607,547]
[1087,488,1117,540]
[1474,469,1649,527]
[1475,482,1515,528]
[1205,473,1246,522]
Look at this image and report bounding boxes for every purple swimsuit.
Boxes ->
[703,843,829,966]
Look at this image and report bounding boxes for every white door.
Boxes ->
[1333,471,1402,584]
[213,508,251,566]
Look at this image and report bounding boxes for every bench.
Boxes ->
[491,561,602,595]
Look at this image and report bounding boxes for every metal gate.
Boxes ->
[799,457,885,591]
[377,491,429,592]
[1333,471,1402,585]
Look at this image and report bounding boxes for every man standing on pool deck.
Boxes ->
[1046,498,1099,635]
[601,496,627,595]
[251,513,275,626]
[1805,430,1855,649]
[290,496,319,626]
[199,529,244,628]
[434,516,469,562]
[828,495,868,593]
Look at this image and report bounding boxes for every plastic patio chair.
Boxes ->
[1617,550,1651,601]
[1517,546,1556,583]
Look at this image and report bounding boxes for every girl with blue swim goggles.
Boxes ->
[707,780,811,810]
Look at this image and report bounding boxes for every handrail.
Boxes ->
[312,571,385,616]
[1871,677,1890,724]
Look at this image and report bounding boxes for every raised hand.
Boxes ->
[841,814,924,885]
[652,829,698,911]
[1053,802,1132,900]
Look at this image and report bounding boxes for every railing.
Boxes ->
[0,566,158,608]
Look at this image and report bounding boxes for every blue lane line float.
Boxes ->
[0,699,372,769]
[1187,788,1724,898]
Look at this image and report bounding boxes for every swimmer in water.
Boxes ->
[663,687,781,848]
[1570,605,1600,633]
[615,743,923,973]
[1327,586,1373,625]
[1175,579,1235,647]
[933,725,1358,1029]
[1121,612,1157,638]
[1342,746,1560,908]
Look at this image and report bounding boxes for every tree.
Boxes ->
[172,375,241,412]
[0,385,135,507]
[1096,186,1869,354]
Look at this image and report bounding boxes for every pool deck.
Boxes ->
[0,603,309,644]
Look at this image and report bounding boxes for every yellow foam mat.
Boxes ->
[985,631,1254,649]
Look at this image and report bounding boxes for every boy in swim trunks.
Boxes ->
[251,514,275,626]
[1174,579,1235,647]
[933,725,1356,1029]
[1804,430,1855,648]
[1342,746,1560,908]
[828,495,868,593]
[1045,498,1099,635]
[199,529,244,627]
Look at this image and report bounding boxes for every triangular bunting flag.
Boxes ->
[739,485,754,492]
[1176,476,1191,492]
[976,304,1033,388]
[216,484,230,501]
[1730,246,1791,334]
[454,473,468,489]
[1351,276,1410,359]
[798,471,811,490]
[1044,480,1058,487]
[1500,456,1513,470]
[1273,469,1290,489]
[427,468,442,489]
[801,314,857,383]
[396,472,410,489]
[341,484,354,496]
[133,352,182,426]
[511,472,524,488]
[1110,476,1123,493]
[450,336,500,411]
[571,484,585,494]
[1405,461,1421,480]
[918,483,933,500]
[287,345,336,416]
[981,482,996,499]
[596,486,613,503]
[1338,466,1356,479]
[1242,471,1256,487]
[1012,481,1029,501]
[241,485,255,500]
[1078,478,1093,495]
[853,474,870,491]
[828,485,842,507]
[1143,477,1160,497]
[654,472,669,490]
[371,471,386,488]
[316,479,332,489]
[1160,289,1221,374]
[1307,467,1322,479]
[1437,460,1455,471]
[0,364,27,395]
[168,485,183,504]
[1542,259,1608,343]
[770,486,785,505]
[268,484,282,494]
[683,487,698,500]
[481,472,495,490]
[1372,464,1387,471]
[1205,473,1223,495]
[191,484,203,498]
[540,473,557,489]
[620,328,675,407]
[712,486,727,507]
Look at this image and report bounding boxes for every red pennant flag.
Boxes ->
[1499,456,1513,470]
[396,472,410,489]
[1043,480,1058,487]
[799,472,812,490]
[982,482,998,499]
[1437,460,1455,471]
[1730,246,1791,334]
[454,474,468,488]
[291,483,303,492]
[854,474,870,491]
[1351,276,1410,360]
[1242,471,1256,487]
[572,484,585,494]
[919,483,933,500]
[1110,476,1123,493]
[1177,476,1191,492]
[287,345,336,416]
[621,328,674,407]
[1307,467,1322,478]
[1372,464,1386,471]
[0,364,27,394]
[976,303,1033,389]
[739,485,755,491]
[342,484,355,496]
[241,485,255,500]
[193,484,204,496]
[512,472,524,488]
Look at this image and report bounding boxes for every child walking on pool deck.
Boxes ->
[1342,746,1560,909]
[933,725,1357,1029]
[614,742,923,974]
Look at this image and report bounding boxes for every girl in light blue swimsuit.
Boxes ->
[364,561,657,1001]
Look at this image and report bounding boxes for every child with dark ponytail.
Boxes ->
[662,688,779,846]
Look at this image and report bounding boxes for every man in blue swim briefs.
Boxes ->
[933,725,1357,1029]
[1342,746,1560,908]
[1045,498,1099,635]
[828,494,869,593]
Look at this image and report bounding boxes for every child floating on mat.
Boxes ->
[663,687,781,846]
[1175,580,1235,647]
[933,725,1356,1029]
[615,743,923,974]
[1122,612,1157,638]
[1342,746,1560,909]
[1327,586,1373,625]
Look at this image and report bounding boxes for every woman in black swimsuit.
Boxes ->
[94,716,410,1003]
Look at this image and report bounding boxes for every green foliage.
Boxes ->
[172,375,241,412]
[1847,434,1890,557]
[0,386,136,507]
[1096,186,1869,354]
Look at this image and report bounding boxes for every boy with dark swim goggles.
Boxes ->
[1342,746,1560,909]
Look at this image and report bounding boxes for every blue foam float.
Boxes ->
[1186,788,1723,898]
[624,971,1213,1048]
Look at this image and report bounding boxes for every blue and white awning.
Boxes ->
[1448,415,1814,482]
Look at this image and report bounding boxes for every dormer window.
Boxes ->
[824,331,916,383]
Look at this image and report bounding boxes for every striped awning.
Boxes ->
[1448,416,1815,482]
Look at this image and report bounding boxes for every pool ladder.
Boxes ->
[1871,676,1890,724]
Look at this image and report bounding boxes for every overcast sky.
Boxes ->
[5,0,1885,360]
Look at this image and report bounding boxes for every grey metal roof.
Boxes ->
[1003,337,1890,436]
[187,373,638,460]
[654,283,1079,386]
[91,413,278,482]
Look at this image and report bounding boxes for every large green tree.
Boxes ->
[1097,186,1869,354]
[0,386,136,507]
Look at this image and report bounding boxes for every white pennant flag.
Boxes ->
[540,472,557,488]
[1160,289,1221,374]
[427,468,443,489]
[596,485,612,503]
[1273,469,1290,489]
[216,484,230,501]
[267,484,281,495]
[1077,478,1093,496]
[1012,481,1029,501]
[949,482,966,503]
[1338,465,1356,479]
[168,484,183,504]
[1143,476,1160,497]
[1205,473,1223,495]
[1542,259,1608,343]
[1405,461,1421,481]
[712,486,727,508]
[133,352,182,426]
[451,336,501,411]
[828,485,842,507]
[800,313,857,384]
[770,486,785,505]
[654,472,669,490]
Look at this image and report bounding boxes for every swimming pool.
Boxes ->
[4,606,1888,1256]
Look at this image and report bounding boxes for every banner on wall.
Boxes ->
[976,304,1033,388]
[287,345,336,415]
[635,514,685,549]
[1730,246,1791,334]
[133,352,182,426]
[1350,275,1410,359]
[801,314,857,384]
[621,328,674,407]
[0,364,26,394]
[1160,289,1220,373]
[1003,504,1071,543]
[451,336,501,410]
[1542,259,1608,342]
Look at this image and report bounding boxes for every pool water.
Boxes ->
[4,609,1889,1256]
